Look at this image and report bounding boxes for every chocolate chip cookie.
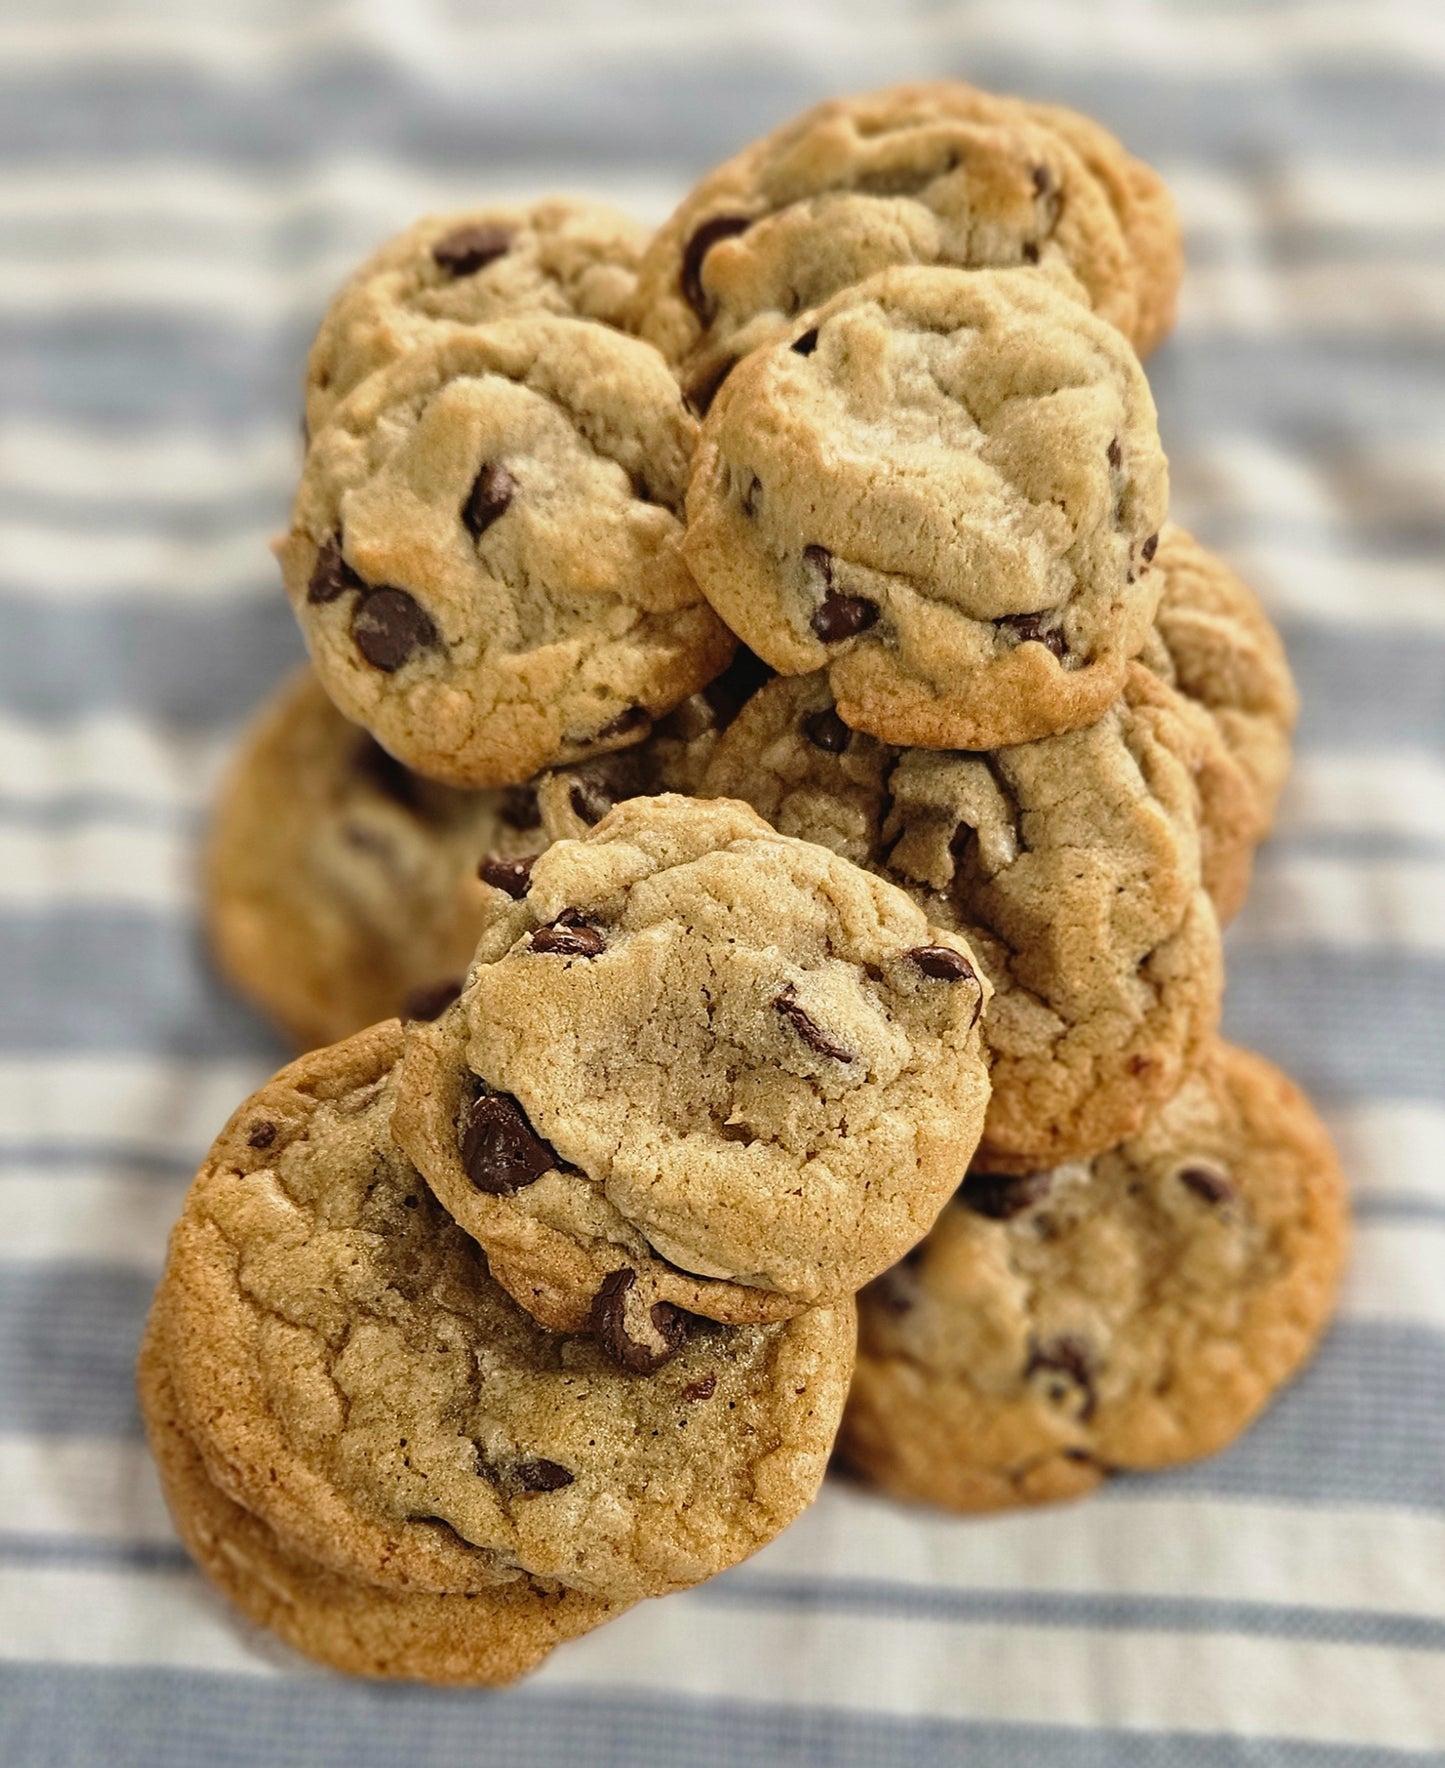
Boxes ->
[840,1041,1348,1512]
[280,318,735,787]
[684,267,1169,751]
[393,794,992,1331]
[629,81,1182,407]
[702,666,1221,1169]
[147,1021,855,1612]
[305,199,647,437]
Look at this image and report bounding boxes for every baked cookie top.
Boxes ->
[305,199,647,436]
[394,794,991,1331]
[702,666,1220,1168]
[684,267,1169,751]
[841,1041,1348,1512]
[280,318,735,787]
[629,81,1180,406]
[155,1021,854,1606]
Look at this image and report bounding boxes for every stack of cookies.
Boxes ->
[146,82,1349,1685]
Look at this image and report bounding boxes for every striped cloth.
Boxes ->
[2,1,1443,1760]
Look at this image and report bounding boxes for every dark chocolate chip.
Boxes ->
[773,984,854,1063]
[1032,164,1054,196]
[791,327,819,356]
[500,785,541,831]
[1179,1165,1235,1206]
[515,1458,575,1492]
[354,735,420,809]
[247,1121,276,1149]
[431,223,513,276]
[683,1375,717,1402]
[478,854,536,898]
[802,706,851,753]
[462,462,517,539]
[803,543,833,591]
[401,977,463,1021]
[1107,436,1123,469]
[681,214,752,320]
[811,592,879,644]
[568,776,615,826]
[1021,241,1041,264]
[595,705,650,741]
[741,473,761,517]
[531,918,605,957]
[909,945,977,984]
[1026,1332,1097,1420]
[589,1267,687,1374]
[999,612,1066,657]
[307,536,364,604]
[352,587,439,673]
[958,1169,1052,1220]
[1141,532,1159,563]
[459,1092,558,1194]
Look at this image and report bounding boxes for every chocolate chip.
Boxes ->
[589,1267,687,1374]
[909,945,977,983]
[459,1092,558,1194]
[307,536,364,604]
[500,785,541,831]
[1179,1165,1235,1206]
[354,735,420,808]
[811,592,879,644]
[681,214,751,320]
[431,223,513,276]
[740,473,761,517]
[247,1121,276,1149]
[999,612,1066,657]
[958,1169,1052,1220]
[1021,241,1041,264]
[803,543,833,591]
[791,327,819,356]
[1107,437,1123,469]
[352,587,439,673]
[515,1458,574,1492]
[531,918,605,957]
[462,462,517,539]
[683,1375,717,1402]
[478,854,535,898]
[568,776,614,826]
[401,977,463,1021]
[1026,1333,1097,1420]
[773,985,854,1063]
[1032,165,1054,196]
[595,705,649,741]
[803,707,851,753]
[683,360,732,418]
[1141,532,1159,563]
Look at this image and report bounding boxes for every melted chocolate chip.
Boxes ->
[1179,1165,1235,1206]
[683,1374,717,1402]
[354,735,420,808]
[803,543,833,591]
[531,918,605,957]
[999,612,1066,657]
[1021,241,1041,264]
[681,214,752,320]
[478,854,535,898]
[568,776,615,826]
[811,592,879,644]
[773,985,854,1063]
[908,945,977,984]
[803,706,851,753]
[515,1458,575,1492]
[740,473,761,517]
[589,1267,687,1374]
[1032,164,1054,196]
[459,1092,558,1194]
[431,223,513,276]
[958,1169,1052,1220]
[307,536,364,604]
[1107,436,1123,469]
[462,462,517,539]
[595,705,649,741]
[352,587,439,673]
[500,785,541,831]
[1141,532,1159,563]
[401,977,463,1021]
[1026,1333,1097,1420]
[247,1121,276,1150]
[791,327,819,356]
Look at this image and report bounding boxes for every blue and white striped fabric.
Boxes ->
[3,1,1444,1760]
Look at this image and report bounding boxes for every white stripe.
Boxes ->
[0,714,231,810]
[1274,753,1445,846]
[1179,261,1445,334]
[0,522,280,603]
[0,825,197,911]
[1325,1101,1445,1207]
[0,419,300,508]
[0,1058,270,1154]
[0,1439,172,1544]
[1230,859,1445,954]
[1214,544,1445,631]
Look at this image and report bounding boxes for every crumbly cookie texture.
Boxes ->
[205,665,761,1050]
[394,794,991,1330]
[1139,525,1299,922]
[305,199,647,436]
[280,318,735,787]
[149,1022,854,1609]
[628,81,1181,406]
[703,667,1220,1169]
[138,1324,621,1685]
[840,1041,1348,1512]
[684,267,1169,751]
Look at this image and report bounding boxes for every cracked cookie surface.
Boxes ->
[150,1021,854,1606]
[840,1041,1348,1512]
[394,794,991,1330]
[282,319,735,787]
[629,81,1181,406]
[305,199,647,437]
[684,267,1169,750]
[702,666,1221,1168]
